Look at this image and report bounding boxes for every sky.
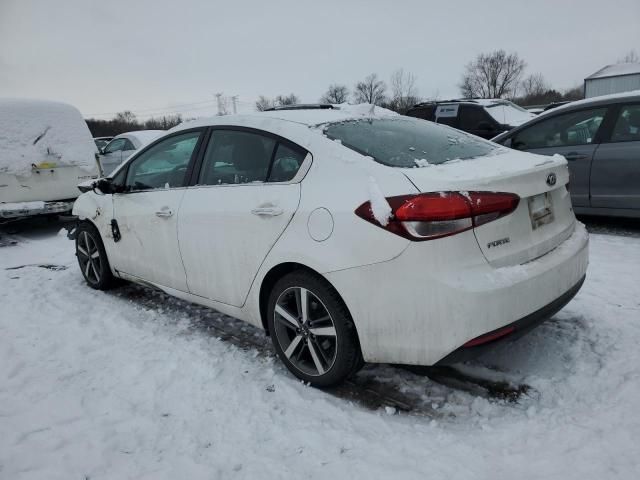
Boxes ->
[1,0,639,119]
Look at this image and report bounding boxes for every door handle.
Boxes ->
[155,209,173,218]
[564,152,588,161]
[251,206,284,216]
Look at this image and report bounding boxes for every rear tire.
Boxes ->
[267,271,363,387]
[75,222,117,290]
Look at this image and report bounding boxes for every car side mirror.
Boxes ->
[93,178,115,195]
[99,147,106,155]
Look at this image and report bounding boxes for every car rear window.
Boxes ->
[323,117,498,167]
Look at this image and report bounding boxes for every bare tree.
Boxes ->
[144,114,183,130]
[275,93,299,106]
[115,110,137,125]
[255,95,274,111]
[387,68,420,113]
[354,73,387,105]
[619,50,639,63]
[320,84,349,104]
[459,50,526,99]
[520,73,548,98]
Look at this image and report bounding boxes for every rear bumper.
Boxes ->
[0,200,75,219]
[325,222,589,365]
[436,274,585,364]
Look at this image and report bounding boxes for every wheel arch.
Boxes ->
[258,262,361,352]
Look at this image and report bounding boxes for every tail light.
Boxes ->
[355,191,520,241]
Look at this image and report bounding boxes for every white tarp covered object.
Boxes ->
[0,98,99,207]
[0,98,97,176]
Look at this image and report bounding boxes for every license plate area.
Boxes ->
[528,192,554,229]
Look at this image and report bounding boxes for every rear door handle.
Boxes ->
[251,206,283,217]
[155,208,173,218]
[564,152,588,161]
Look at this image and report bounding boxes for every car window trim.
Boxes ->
[113,127,206,194]
[187,125,310,188]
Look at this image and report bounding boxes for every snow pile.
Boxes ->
[0,200,45,212]
[1,225,640,478]
[367,176,392,226]
[0,98,97,176]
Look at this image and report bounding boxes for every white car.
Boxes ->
[98,130,165,176]
[72,104,589,387]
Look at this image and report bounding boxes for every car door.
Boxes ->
[590,103,640,210]
[507,106,609,208]
[110,129,204,291]
[178,128,308,307]
[100,138,126,176]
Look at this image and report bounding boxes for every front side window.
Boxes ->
[125,131,200,191]
[610,104,640,143]
[324,117,499,167]
[123,139,136,151]
[198,130,276,185]
[511,108,607,150]
[104,138,126,153]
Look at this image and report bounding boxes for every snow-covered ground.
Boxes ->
[1,220,639,479]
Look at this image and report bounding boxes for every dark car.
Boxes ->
[406,99,535,139]
[492,91,640,218]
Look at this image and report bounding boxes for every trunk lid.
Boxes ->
[401,150,575,267]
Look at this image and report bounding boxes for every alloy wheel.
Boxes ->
[77,230,103,285]
[273,286,338,376]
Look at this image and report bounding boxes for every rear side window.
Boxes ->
[324,117,499,167]
[267,143,306,182]
[407,105,435,121]
[198,130,275,185]
[459,105,493,130]
[610,104,640,143]
[511,108,607,150]
[435,104,459,127]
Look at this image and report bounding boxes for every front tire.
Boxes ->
[75,222,116,290]
[267,271,363,387]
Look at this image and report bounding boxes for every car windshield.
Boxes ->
[484,101,533,125]
[323,117,498,167]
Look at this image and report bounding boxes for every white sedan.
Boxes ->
[98,130,165,176]
[73,104,588,387]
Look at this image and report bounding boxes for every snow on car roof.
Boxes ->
[537,89,640,117]
[586,62,640,80]
[0,98,97,176]
[115,129,165,148]
[259,103,399,126]
[172,104,399,133]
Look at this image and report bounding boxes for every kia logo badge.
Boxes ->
[546,173,557,186]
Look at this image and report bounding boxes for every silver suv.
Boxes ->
[493,91,640,218]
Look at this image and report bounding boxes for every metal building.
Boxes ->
[584,62,640,98]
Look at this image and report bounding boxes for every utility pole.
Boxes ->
[231,95,238,114]
[215,93,223,116]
